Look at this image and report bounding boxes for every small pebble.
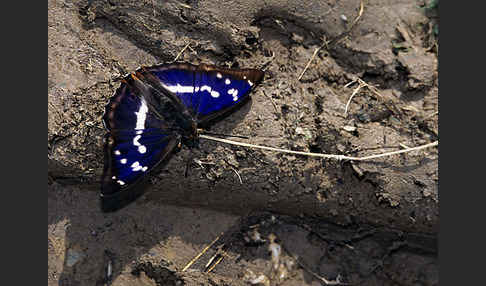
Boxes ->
[66,248,84,267]
[343,125,357,132]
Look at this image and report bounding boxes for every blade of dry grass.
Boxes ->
[182,232,223,272]
[200,134,438,162]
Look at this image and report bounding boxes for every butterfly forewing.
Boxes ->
[146,63,264,123]
[145,63,198,115]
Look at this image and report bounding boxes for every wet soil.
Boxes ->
[48,0,438,285]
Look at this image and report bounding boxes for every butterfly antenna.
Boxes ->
[199,130,249,140]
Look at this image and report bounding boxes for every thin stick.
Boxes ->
[344,78,390,117]
[350,0,365,29]
[347,78,382,97]
[423,111,438,120]
[186,44,197,55]
[298,39,329,81]
[173,0,192,9]
[357,78,382,98]
[298,47,321,81]
[205,255,224,273]
[230,167,243,184]
[201,130,249,139]
[353,141,437,160]
[262,90,279,114]
[343,79,357,88]
[182,232,223,272]
[344,81,365,116]
[200,134,438,162]
[205,252,219,269]
[399,143,410,149]
[173,42,191,63]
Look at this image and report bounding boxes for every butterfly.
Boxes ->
[101,62,264,212]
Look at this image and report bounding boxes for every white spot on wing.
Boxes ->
[216,73,222,78]
[133,135,147,154]
[248,80,253,86]
[162,83,194,94]
[232,89,239,101]
[114,150,121,156]
[117,180,125,186]
[133,99,149,153]
[225,78,231,85]
[134,99,148,130]
[201,85,220,98]
[130,161,146,172]
[112,176,116,180]
[201,85,212,93]
[120,158,127,164]
[131,161,143,172]
[162,84,177,93]
[178,84,194,93]
[133,135,141,146]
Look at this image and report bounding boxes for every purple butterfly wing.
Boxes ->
[101,77,180,212]
[145,63,264,123]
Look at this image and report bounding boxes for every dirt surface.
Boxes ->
[48,0,438,285]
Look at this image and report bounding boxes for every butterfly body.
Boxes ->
[101,62,264,212]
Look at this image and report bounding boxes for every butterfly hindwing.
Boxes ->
[102,130,177,189]
[101,77,181,211]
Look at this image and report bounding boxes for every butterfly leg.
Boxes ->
[184,151,195,178]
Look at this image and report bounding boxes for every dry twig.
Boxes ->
[262,90,279,114]
[424,111,438,120]
[200,134,438,162]
[399,143,410,149]
[172,0,192,9]
[205,255,224,273]
[172,42,192,63]
[182,232,223,272]
[350,0,365,29]
[298,1,363,81]
[297,40,328,81]
[343,78,386,117]
[230,167,243,184]
[344,81,365,117]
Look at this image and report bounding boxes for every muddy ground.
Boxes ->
[48,0,438,285]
